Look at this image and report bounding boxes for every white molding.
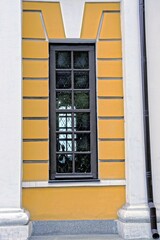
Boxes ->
[22,180,126,188]
[0,209,30,226]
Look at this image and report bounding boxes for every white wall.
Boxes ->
[145,0,160,206]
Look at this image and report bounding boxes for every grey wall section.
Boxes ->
[32,220,117,236]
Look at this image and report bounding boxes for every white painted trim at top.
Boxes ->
[60,0,85,38]
[22,0,120,2]
[22,180,126,188]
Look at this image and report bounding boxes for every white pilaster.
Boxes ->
[0,0,31,239]
[117,0,151,238]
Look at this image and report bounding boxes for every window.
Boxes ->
[49,43,97,181]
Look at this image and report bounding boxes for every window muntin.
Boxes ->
[49,44,97,180]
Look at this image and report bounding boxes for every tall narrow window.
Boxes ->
[49,44,97,181]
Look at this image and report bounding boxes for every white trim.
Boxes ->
[60,0,85,38]
[22,179,126,188]
[40,11,48,41]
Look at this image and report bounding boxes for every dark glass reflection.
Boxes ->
[56,71,71,89]
[74,71,89,89]
[56,92,72,109]
[74,133,90,152]
[56,51,71,69]
[57,154,72,173]
[75,154,91,173]
[56,133,72,152]
[73,51,89,69]
[74,113,90,131]
[56,113,72,131]
[74,91,89,109]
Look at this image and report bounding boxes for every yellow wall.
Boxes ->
[23,187,125,221]
[22,2,125,221]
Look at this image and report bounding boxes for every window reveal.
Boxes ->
[49,44,97,180]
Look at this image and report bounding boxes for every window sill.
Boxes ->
[22,179,126,188]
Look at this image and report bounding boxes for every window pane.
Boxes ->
[74,113,90,131]
[74,91,89,109]
[73,51,89,69]
[56,51,71,69]
[75,154,91,173]
[56,71,71,89]
[74,133,90,152]
[56,113,72,131]
[56,92,72,109]
[74,71,89,89]
[57,154,72,173]
[56,133,72,152]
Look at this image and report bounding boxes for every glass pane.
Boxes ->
[56,113,72,131]
[56,133,72,152]
[56,71,71,89]
[74,91,89,109]
[75,154,91,173]
[74,113,90,131]
[56,92,72,109]
[73,51,89,69]
[56,51,71,69]
[57,154,72,173]
[74,71,89,89]
[74,133,90,152]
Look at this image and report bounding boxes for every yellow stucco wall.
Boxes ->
[23,187,125,220]
[22,2,125,221]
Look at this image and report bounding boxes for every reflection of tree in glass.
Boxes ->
[75,154,91,173]
[56,92,71,109]
[56,51,71,69]
[74,52,89,69]
[75,113,90,131]
[76,134,90,152]
[75,92,89,109]
[57,151,72,173]
[74,72,89,89]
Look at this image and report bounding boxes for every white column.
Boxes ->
[0,0,31,239]
[145,0,160,232]
[117,0,152,238]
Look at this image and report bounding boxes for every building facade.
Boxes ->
[0,0,160,239]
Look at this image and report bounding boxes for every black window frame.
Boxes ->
[49,41,98,182]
